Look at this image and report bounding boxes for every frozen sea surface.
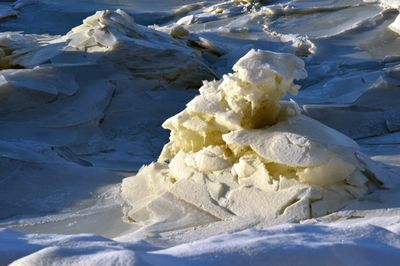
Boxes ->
[0,0,400,265]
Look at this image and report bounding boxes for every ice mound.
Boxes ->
[64,9,214,85]
[121,49,382,229]
[0,9,215,117]
[0,9,214,87]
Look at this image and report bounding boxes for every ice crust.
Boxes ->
[121,49,380,229]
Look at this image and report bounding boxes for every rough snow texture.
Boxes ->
[3,222,400,266]
[121,49,381,230]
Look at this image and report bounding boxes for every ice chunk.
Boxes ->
[121,49,381,230]
[232,49,307,85]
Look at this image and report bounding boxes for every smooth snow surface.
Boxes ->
[0,0,400,265]
[3,222,400,265]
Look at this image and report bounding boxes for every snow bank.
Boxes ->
[121,49,382,230]
[0,229,142,265]
[4,222,400,265]
[149,224,400,266]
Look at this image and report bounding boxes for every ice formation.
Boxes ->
[64,10,214,84]
[389,14,400,35]
[175,0,261,26]
[121,49,381,228]
[0,9,215,219]
[0,9,214,87]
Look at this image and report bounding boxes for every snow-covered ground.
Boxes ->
[0,0,400,265]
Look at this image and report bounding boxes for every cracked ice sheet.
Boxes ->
[1,1,400,265]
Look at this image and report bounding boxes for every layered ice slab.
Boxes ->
[121,49,382,229]
[0,9,214,87]
[64,9,214,85]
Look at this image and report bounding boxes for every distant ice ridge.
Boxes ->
[121,49,383,232]
[64,9,215,85]
[172,0,267,26]
[0,8,215,123]
[0,9,214,88]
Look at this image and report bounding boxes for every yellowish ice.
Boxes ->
[121,49,380,228]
